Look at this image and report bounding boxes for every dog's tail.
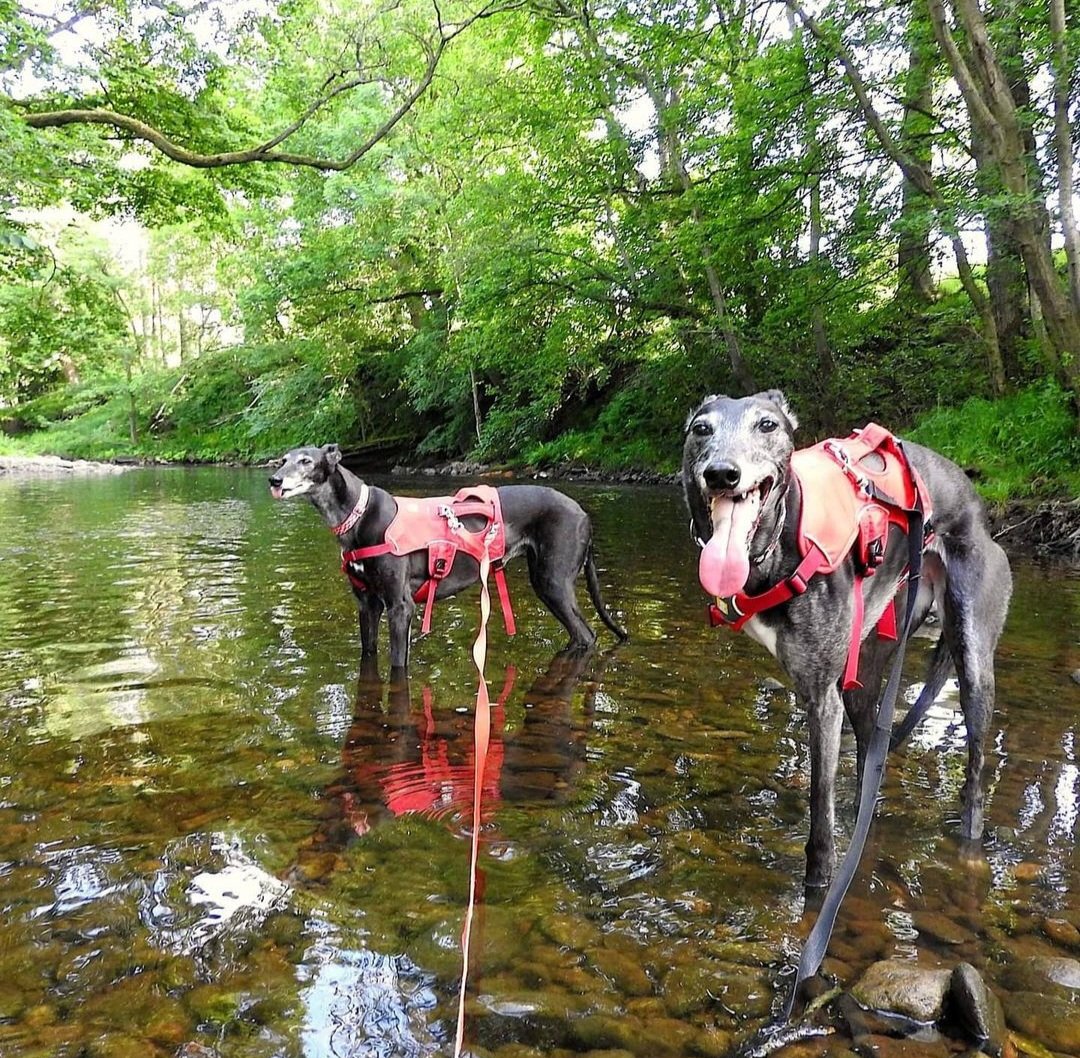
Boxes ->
[890,634,954,749]
[584,545,628,642]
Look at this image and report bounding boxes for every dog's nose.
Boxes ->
[268,473,282,487]
[703,461,741,490]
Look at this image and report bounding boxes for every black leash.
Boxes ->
[737,496,926,1055]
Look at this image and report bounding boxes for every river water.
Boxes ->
[0,467,1077,1058]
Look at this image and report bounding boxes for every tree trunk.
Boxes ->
[1050,0,1080,309]
[788,7,836,423]
[651,82,755,393]
[931,0,1080,412]
[897,2,937,305]
[124,354,138,446]
[788,0,1007,396]
[971,117,1026,382]
[178,309,191,363]
[570,12,755,393]
[470,366,482,443]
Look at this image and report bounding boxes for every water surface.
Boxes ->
[0,467,1077,1057]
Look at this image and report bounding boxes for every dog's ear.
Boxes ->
[755,389,798,431]
[322,443,342,468]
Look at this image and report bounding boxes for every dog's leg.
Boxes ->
[845,553,944,783]
[526,550,598,652]
[386,598,415,670]
[941,540,1011,841]
[842,644,890,789]
[357,594,384,660]
[802,682,845,887]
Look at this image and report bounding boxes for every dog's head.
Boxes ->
[269,443,342,499]
[682,390,798,597]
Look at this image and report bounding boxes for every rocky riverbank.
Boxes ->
[0,454,131,477]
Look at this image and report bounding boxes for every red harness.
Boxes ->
[336,484,516,637]
[707,424,934,690]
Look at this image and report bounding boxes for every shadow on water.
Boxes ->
[0,467,1077,1056]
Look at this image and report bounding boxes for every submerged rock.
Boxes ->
[850,961,952,1024]
[913,911,972,948]
[1042,917,1080,951]
[588,946,653,997]
[660,960,772,1019]
[999,955,1080,999]
[1001,992,1080,1053]
[948,963,1006,1056]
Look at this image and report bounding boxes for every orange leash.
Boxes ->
[453,545,493,1057]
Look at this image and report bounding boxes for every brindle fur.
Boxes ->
[270,444,626,671]
[682,391,1012,887]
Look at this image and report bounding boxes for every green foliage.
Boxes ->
[2,0,1079,502]
[908,381,1080,502]
[0,257,128,405]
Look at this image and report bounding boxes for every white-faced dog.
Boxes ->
[682,390,1011,887]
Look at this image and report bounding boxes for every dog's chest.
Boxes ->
[742,615,780,658]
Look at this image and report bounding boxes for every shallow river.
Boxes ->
[0,467,1077,1058]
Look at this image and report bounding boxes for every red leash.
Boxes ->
[454,544,494,1057]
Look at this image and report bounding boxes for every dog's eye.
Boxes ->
[300,456,313,465]
[691,420,712,437]
[758,418,778,433]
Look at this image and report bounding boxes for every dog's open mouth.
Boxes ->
[270,484,285,499]
[699,476,774,597]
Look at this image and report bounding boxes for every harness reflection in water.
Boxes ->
[282,649,604,1055]
[291,648,604,871]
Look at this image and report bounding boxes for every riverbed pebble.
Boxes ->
[1001,991,1080,1052]
[999,955,1080,998]
[913,911,973,948]
[588,945,653,997]
[1041,917,1080,950]
[850,961,952,1023]
[949,963,1006,1056]
[661,960,771,1018]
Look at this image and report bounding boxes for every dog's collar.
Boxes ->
[332,484,369,537]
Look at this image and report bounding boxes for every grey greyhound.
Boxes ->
[682,390,1011,887]
[269,444,626,669]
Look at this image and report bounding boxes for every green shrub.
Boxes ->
[908,380,1080,502]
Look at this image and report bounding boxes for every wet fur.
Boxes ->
[270,444,627,671]
[682,392,1012,887]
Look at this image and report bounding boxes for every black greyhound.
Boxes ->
[270,444,626,669]
[682,390,1012,887]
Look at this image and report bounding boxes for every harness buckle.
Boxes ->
[440,505,462,532]
[789,571,809,595]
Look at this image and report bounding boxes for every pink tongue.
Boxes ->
[698,494,759,597]
[271,485,283,499]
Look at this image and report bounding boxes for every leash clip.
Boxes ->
[690,518,706,549]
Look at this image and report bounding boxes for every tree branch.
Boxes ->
[18,0,522,171]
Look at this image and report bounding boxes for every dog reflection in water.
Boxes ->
[338,668,515,837]
[290,649,602,879]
